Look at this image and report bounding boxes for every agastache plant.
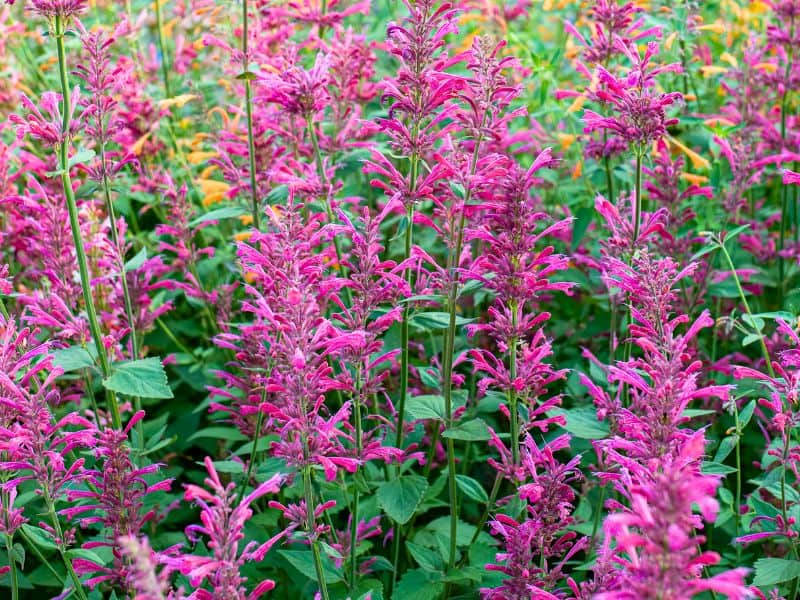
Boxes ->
[12,1,122,429]
[5,0,800,598]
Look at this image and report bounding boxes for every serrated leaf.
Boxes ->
[188,206,247,227]
[753,558,800,587]
[278,550,342,583]
[103,357,173,399]
[124,247,147,272]
[454,475,489,503]
[406,541,443,572]
[51,345,95,372]
[405,395,446,421]
[394,569,444,600]
[551,406,609,440]
[377,475,428,525]
[442,418,491,441]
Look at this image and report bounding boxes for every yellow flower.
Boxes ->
[696,22,726,34]
[234,231,253,242]
[720,52,739,69]
[187,151,218,165]
[755,62,779,73]
[130,132,152,156]
[680,173,709,186]
[666,135,710,171]
[699,66,728,77]
[158,94,199,110]
[557,133,577,151]
[198,179,230,207]
[571,160,582,180]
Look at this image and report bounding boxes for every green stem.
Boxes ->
[5,533,17,600]
[440,137,484,579]
[302,465,331,600]
[395,202,415,450]
[349,365,363,591]
[778,16,795,308]
[45,490,88,600]
[458,473,502,568]
[733,401,742,563]
[239,391,266,504]
[242,0,261,230]
[718,238,775,378]
[305,115,349,285]
[100,158,144,448]
[632,151,643,246]
[590,484,607,546]
[508,301,519,465]
[154,0,171,98]
[156,316,194,355]
[18,529,63,584]
[55,16,121,430]
[100,172,138,361]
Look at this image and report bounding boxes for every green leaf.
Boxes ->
[235,71,257,80]
[51,345,95,372]
[410,312,475,331]
[551,406,609,440]
[393,569,444,600]
[20,525,57,552]
[739,400,757,428]
[405,395,446,421]
[188,426,249,442]
[455,475,489,504]
[103,357,173,399]
[66,548,106,566]
[682,408,717,418]
[406,541,443,572]
[124,247,148,272]
[714,435,738,463]
[742,333,762,346]
[742,313,765,332]
[278,550,342,583]
[571,206,594,251]
[377,475,428,525]
[189,206,247,227]
[702,461,738,475]
[442,418,491,441]
[68,148,95,169]
[203,460,244,474]
[266,184,289,204]
[753,558,800,587]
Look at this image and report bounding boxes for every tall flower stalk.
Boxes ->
[154,0,171,98]
[241,0,261,230]
[366,0,460,450]
[53,13,121,429]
